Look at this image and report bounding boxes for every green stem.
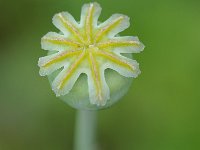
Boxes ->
[74,110,97,150]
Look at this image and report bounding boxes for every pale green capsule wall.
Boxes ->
[48,54,133,110]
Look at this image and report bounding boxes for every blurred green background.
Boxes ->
[0,0,200,149]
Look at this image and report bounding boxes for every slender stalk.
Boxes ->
[74,110,97,150]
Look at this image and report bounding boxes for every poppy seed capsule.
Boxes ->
[38,2,144,110]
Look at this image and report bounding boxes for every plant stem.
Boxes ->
[74,110,97,150]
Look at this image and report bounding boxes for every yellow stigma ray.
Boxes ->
[85,3,95,44]
[97,40,140,49]
[58,52,85,89]
[42,50,81,68]
[88,52,103,102]
[95,16,124,43]
[95,50,135,73]
[42,37,82,48]
[57,14,84,43]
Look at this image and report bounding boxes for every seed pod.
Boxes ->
[38,2,144,110]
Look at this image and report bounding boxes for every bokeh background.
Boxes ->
[0,0,200,149]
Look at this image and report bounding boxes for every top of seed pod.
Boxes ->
[38,2,144,107]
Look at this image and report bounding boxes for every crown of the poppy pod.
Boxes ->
[38,2,144,110]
